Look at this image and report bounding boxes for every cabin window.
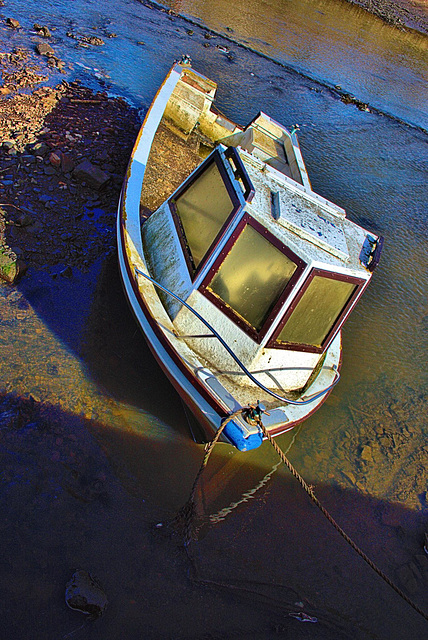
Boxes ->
[272,269,364,352]
[171,151,242,276]
[201,214,306,341]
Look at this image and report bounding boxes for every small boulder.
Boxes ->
[85,36,105,46]
[34,24,51,38]
[15,213,34,227]
[73,160,110,190]
[35,42,55,57]
[27,141,49,156]
[6,18,21,29]
[0,247,27,284]
[360,445,373,462]
[65,570,107,618]
[60,266,73,279]
[61,153,75,174]
[49,151,62,168]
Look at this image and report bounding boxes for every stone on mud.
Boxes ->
[6,18,20,29]
[65,570,108,618]
[61,153,75,174]
[34,24,51,38]
[35,42,55,57]
[49,151,62,168]
[73,160,110,190]
[27,141,49,156]
[360,445,373,462]
[0,246,27,284]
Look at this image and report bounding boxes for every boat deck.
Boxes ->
[140,119,210,218]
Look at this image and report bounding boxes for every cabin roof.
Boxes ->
[239,149,371,276]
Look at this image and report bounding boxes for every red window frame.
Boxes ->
[200,213,307,343]
[268,268,367,353]
[169,149,244,280]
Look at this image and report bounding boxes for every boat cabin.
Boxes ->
[141,137,379,408]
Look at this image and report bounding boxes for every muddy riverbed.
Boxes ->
[0,3,427,639]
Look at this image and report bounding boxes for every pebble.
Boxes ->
[6,18,21,29]
[34,24,51,38]
[360,444,373,462]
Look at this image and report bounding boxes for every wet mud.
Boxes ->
[293,378,428,510]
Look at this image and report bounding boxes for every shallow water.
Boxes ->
[0,0,427,637]
[161,0,428,129]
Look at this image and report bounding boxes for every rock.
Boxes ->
[38,194,52,204]
[35,42,55,57]
[65,570,108,618]
[73,160,110,190]
[61,153,75,174]
[60,266,73,278]
[49,151,62,168]
[15,213,34,227]
[22,154,36,165]
[341,469,356,485]
[360,445,373,462]
[87,36,104,46]
[6,18,21,29]
[34,24,51,38]
[79,35,105,46]
[0,247,27,284]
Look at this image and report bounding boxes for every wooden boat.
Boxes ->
[117,58,382,451]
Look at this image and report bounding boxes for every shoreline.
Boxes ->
[345,0,428,34]
[0,38,140,283]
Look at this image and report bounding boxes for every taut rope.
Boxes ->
[257,419,428,623]
[171,408,428,622]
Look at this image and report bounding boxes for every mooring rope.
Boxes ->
[171,408,428,622]
[209,424,302,525]
[171,408,245,547]
[257,419,428,623]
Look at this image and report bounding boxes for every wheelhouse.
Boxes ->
[146,143,372,360]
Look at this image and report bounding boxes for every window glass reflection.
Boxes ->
[175,161,234,270]
[207,224,298,331]
[277,275,356,347]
